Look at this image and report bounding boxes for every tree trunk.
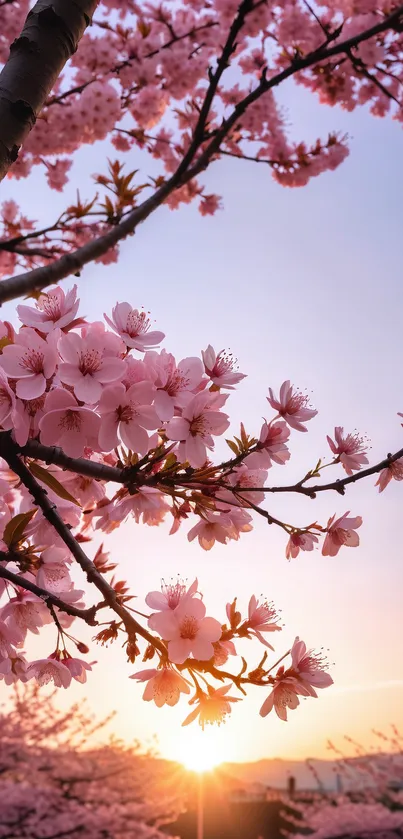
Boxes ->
[0,0,99,182]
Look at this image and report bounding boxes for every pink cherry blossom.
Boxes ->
[166,390,229,467]
[327,426,369,474]
[169,500,192,535]
[247,420,291,469]
[58,327,125,404]
[12,394,46,446]
[259,672,312,720]
[286,531,319,559]
[130,666,190,706]
[0,653,27,684]
[187,509,252,550]
[39,388,101,457]
[50,462,106,507]
[322,511,362,556]
[104,303,165,350]
[0,619,23,661]
[122,355,154,388]
[36,546,73,593]
[213,639,237,666]
[375,458,403,492]
[220,464,268,506]
[25,657,72,688]
[202,345,246,389]
[145,577,199,611]
[62,655,94,683]
[246,595,281,648]
[149,597,222,664]
[146,350,204,421]
[0,327,58,399]
[111,485,169,526]
[17,285,80,333]
[44,158,72,191]
[227,507,254,539]
[187,511,235,550]
[291,636,333,693]
[98,381,159,454]
[0,591,51,639]
[182,684,240,728]
[267,380,317,432]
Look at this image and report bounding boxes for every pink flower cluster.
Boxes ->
[3,0,401,242]
[0,293,234,463]
[260,637,333,721]
[0,544,91,687]
[130,581,332,727]
[0,288,385,705]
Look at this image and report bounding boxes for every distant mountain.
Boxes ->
[221,757,341,791]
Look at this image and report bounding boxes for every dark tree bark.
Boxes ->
[0,0,99,182]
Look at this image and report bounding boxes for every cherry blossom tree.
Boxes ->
[0,0,403,298]
[286,728,403,838]
[0,682,181,838]
[0,0,402,730]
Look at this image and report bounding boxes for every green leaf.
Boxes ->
[3,510,37,548]
[29,462,81,507]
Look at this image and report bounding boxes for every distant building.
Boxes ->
[164,799,290,839]
[163,772,295,839]
[287,775,296,798]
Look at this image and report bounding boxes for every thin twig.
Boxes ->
[222,447,403,497]
[0,558,101,624]
[14,435,403,499]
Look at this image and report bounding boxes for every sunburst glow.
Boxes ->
[178,728,225,772]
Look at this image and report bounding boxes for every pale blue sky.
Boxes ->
[0,78,402,765]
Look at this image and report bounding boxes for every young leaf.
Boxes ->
[3,509,37,549]
[29,462,81,507]
[226,439,239,455]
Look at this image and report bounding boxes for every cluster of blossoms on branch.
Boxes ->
[1,0,403,282]
[132,581,333,726]
[0,285,400,724]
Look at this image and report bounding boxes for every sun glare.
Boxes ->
[178,729,225,772]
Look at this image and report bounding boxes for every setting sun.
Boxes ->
[177,729,225,772]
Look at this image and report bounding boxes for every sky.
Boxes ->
[0,73,403,768]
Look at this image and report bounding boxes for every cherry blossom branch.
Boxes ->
[1,3,402,302]
[0,218,65,250]
[46,20,218,107]
[172,0,256,181]
[0,434,167,655]
[0,559,101,625]
[14,438,403,501]
[225,446,403,497]
[18,438,123,482]
[231,490,290,530]
[346,48,402,106]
